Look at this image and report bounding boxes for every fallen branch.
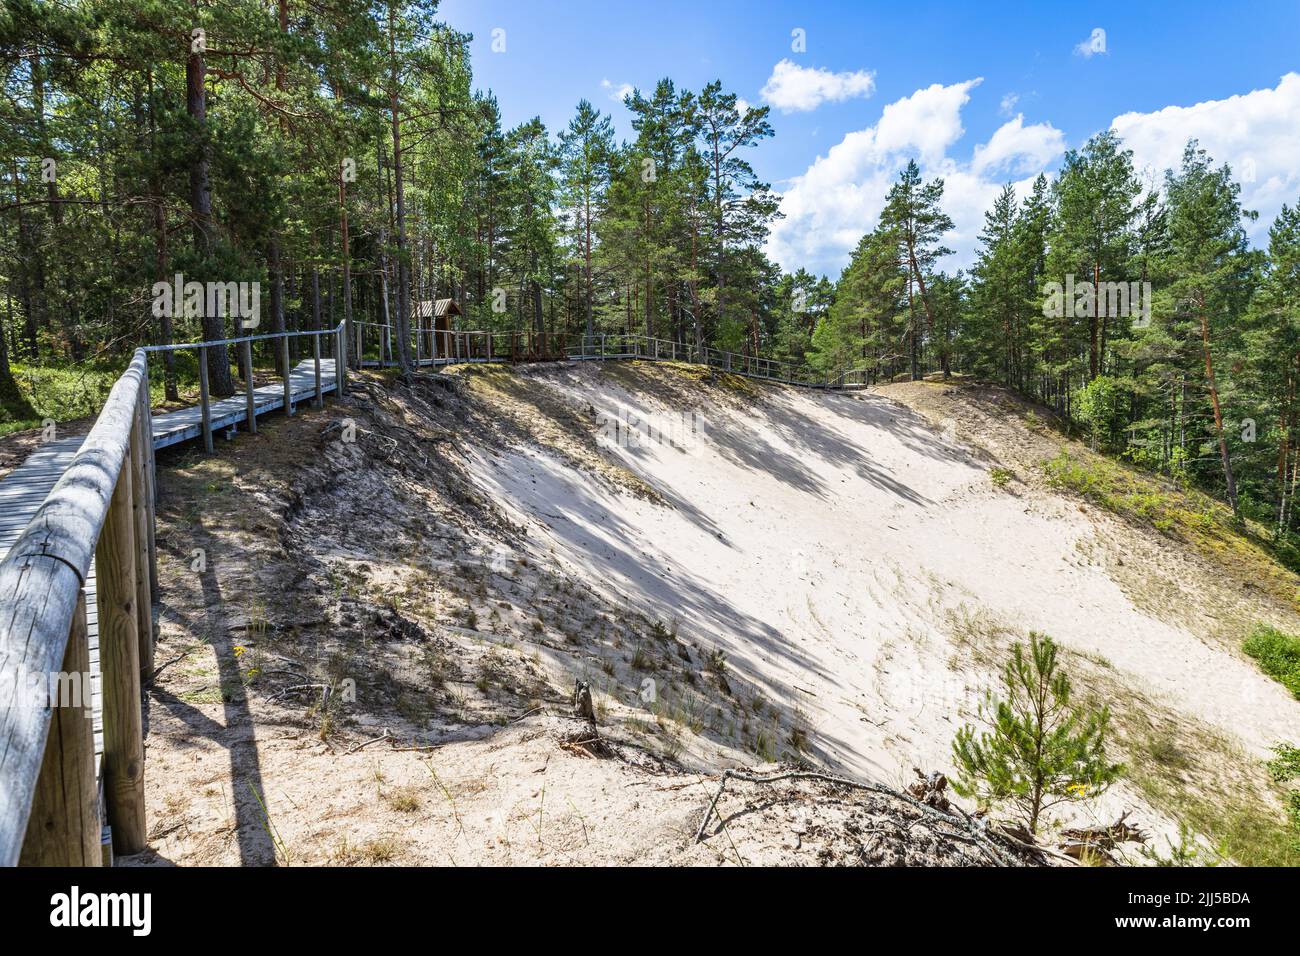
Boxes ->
[264,682,328,704]
[693,768,1021,867]
[344,730,393,755]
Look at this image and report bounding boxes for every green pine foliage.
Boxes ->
[952,632,1122,834]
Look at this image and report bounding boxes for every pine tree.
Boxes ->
[1245,203,1300,533]
[1164,141,1258,517]
[952,632,1122,835]
[881,160,953,380]
[1049,131,1141,383]
[558,100,614,342]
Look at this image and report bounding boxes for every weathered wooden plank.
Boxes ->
[18,592,100,866]
[129,401,154,681]
[139,376,158,600]
[198,345,214,453]
[242,338,257,436]
[282,337,293,417]
[313,334,323,408]
[95,460,146,855]
[0,352,143,865]
[0,561,92,866]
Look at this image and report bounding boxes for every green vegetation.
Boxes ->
[1267,743,1300,851]
[1094,679,1300,866]
[1243,625,1300,698]
[952,632,1122,834]
[1043,447,1300,605]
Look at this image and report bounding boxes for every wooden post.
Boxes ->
[18,593,101,866]
[334,327,345,396]
[197,345,214,453]
[281,335,293,416]
[129,399,154,682]
[242,338,257,435]
[138,363,159,597]
[96,457,147,855]
[313,333,323,408]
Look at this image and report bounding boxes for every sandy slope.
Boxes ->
[130,362,1300,864]
[464,362,1300,821]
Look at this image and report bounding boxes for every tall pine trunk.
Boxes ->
[187,29,234,396]
[388,9,412,373]
[1199,301,1239,517]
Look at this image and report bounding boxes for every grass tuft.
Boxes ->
[1243,624,1300,699]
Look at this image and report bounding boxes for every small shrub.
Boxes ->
[1243,625,1300,699]
[384,787,421,813]
[952,632,1122,834]
[1267,743,1300,848]
[989,466,1012,488]
[1139,822,1222,867]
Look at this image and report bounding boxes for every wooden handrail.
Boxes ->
[1,320,350,866]
[0,350,148,866]
[140,320,346,353]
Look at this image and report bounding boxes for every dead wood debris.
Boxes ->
[1057,811,1149,864]
[694,767,1040,866]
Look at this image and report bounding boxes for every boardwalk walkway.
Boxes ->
[0,357,336,860]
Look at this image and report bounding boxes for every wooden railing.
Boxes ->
[143,321,348,453]
[0,320,347,867]
[0,350,153,866]
[354,324,874,391]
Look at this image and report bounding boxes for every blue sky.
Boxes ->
[438,0,1300,278]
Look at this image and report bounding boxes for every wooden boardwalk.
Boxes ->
[0,356,336,858]
[154,357,337,448]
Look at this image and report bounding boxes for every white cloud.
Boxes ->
[600,78,634,103]
[767,72,1300,278]
[1075,28,1107,58]
[874,79,982,162]
[999,92,1019,116]
[736,97,752,117]
[972,115,1066,176]
[768,78,1057,276]
[1112,72,1300,244]
[760,59,876,113]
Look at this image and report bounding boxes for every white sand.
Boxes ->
[465,364,1300,794]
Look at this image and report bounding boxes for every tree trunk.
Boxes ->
[147,69,177,401]
[583,182,594,342]
[187,30,234,396]
[0,298,33,417]
[388,10,412,373]
[11,158,44,359]
[1199,304,1239,516]
[1089,261,1100,381]
[268,235,286,375]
